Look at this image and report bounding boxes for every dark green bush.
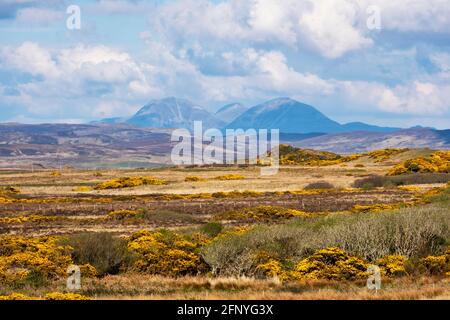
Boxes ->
[304,181,335,190]
[64,233,134,276]
[201,222,224,237]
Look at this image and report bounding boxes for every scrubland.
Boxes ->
[0,148,448,300]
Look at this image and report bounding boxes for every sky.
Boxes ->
[0,0,450,129]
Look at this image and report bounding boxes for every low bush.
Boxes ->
[353,173,450,188]
[64,233,133,276]
[367,148,409,162]
[0,236,72,285]
[107,209,140,220]
[200,222,224,237]
[352,175,391,188]
[127,230,209,276]
[214,174,245,181]
[293,247,369,280]
[304,181,335,190]
[0,292,89,300]
[94,176,166,190]
[418,248,450,275]
[185,176,208,182]
[376,255,407,276]
[72,186,92,192]
[218,205,310,221]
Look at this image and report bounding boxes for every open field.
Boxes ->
[0,148,448,300]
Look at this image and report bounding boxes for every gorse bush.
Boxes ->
[107,209,140,220]
[214,174,245,181]
[279,146,408,166]
[293,248,369,280]
[388,151,450,175]
[376,255,407,277]
[0,214,59,224]
[73,186,92,192]
[418,247,450,275]
[367,148,409,162]
[0,292,89,300]
[64,233,133,276]
[279,145,347,166]
[94,176,166,190]
[0,236,72,285]
[351,202,416,213]
[218,205,310,221]
[127,230,209,276]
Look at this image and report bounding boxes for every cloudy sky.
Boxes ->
[0,0,450,128]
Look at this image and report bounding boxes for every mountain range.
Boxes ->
[1,96,448,169]
[99,97,401,134]
[0,122,448,169]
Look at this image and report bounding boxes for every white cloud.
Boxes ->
[341,80,450,115]
[150,0,372,59]
[1,42,60,77]
[0,42,157,119]
[298,0,372,58]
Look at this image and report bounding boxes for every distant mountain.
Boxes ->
[215,103,248,124]
[227,98,342,133]
[0,124,448,169]
[291,128,450,153]
[91,117,126,125]
[127,97,224,129]
[227,98,401,134]
[341,122,400,133]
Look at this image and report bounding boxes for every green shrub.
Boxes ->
[304,181,335,190]
[201,222,224,237]
[63,233,134,276]
[353,173,450,188]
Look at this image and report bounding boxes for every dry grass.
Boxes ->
[0,164,389,197]
[80,274,449,300]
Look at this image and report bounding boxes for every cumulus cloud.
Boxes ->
[341,80,450,115]
[150,0,372,59]
[0,42,157,118]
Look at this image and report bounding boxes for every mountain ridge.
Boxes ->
[96,97,406,134]
[227,98,400,134]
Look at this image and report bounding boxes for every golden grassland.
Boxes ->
[0,147,449,300]
[1,275,447,300]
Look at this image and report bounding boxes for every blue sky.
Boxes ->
[0,0,450,128]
